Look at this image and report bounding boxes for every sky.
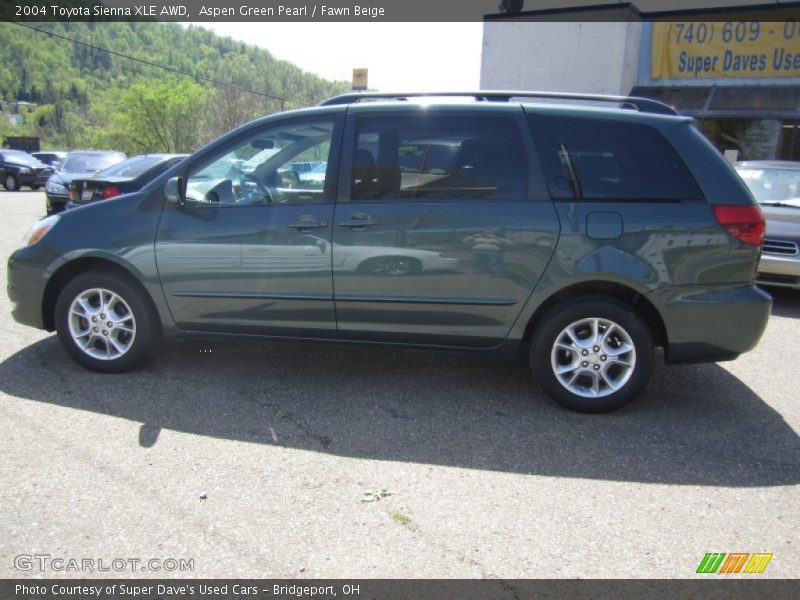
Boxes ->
[193,23,484,91]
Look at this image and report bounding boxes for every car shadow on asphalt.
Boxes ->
[1,335,798,489]
[768,287,800,318]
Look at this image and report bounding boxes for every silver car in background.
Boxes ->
[736,161,800,289]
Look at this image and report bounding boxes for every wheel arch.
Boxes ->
[42,257,162,333]
[522,280,668,350]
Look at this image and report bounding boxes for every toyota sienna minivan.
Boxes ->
[7,91,772,412]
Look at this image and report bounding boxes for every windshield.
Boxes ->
[737,167,800,205]
[96,155,163,178]
[61,153,124,173]
[3,151,40,166]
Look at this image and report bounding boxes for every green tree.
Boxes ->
[113,79,209,153]
[0,21,349,150]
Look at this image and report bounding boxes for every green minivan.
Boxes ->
[7,92,772,412]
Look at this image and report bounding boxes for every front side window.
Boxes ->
[351,115,529,202]
[185,119,335,206]
[529,115,704,201]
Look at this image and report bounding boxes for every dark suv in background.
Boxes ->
[0,149,53,191]
[7,92,771,413]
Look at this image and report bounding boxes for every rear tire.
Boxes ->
[530,297,654,413]
[55,271,161,373]
[4,174,19,191]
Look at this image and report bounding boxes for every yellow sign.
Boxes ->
[352,68,368,90]
[652,20,800,79]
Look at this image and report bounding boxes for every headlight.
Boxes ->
[18,168,31,174]
[46,180,67,194]
[22,214,60,247]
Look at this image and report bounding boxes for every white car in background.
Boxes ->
[737,160,800,289]
[298,162,328,189]
[159,233,460,276]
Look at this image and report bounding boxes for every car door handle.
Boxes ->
[338,214,379,228]
[289,220,327,229]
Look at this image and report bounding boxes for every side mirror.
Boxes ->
[165,176,184,205]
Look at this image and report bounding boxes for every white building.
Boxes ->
[481,1,800,160]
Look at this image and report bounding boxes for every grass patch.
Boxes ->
[390,510,411,524]
[362,489,392,503]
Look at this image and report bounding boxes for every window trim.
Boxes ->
[527,113,706,203]
[169,113,344,209]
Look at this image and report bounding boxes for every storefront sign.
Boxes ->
[652,20,800,79]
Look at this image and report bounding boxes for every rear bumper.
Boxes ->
[646,283,772,364]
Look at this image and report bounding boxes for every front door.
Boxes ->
[331,109,560,348]
[156,115,342,337]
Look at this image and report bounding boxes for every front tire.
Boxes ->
[55,271,161,373]
[530,298,654,413]
[4,173,19,191]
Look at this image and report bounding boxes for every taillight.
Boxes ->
[102,185,121,200]
[712,204,765,246]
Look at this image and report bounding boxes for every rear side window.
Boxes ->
[528,115,704,201]
[351,115,529,201]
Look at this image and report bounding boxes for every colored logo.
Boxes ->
[696,553,773,574]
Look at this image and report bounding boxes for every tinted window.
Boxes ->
[529,115,703,201]
[351,115,529,201]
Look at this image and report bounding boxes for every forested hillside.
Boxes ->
[0,22,349,152]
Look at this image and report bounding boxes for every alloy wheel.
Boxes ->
[550,317,636,398]
[67,288,137,360]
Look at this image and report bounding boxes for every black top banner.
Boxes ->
[2,0,800,23]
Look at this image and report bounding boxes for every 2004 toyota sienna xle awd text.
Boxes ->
[7,91,772,413]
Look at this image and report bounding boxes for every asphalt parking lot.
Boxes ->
[0,190,798,579]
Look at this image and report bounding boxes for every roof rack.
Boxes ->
[318,91,678,116]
